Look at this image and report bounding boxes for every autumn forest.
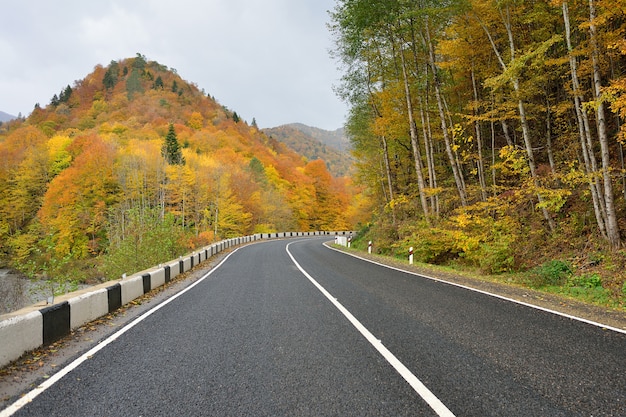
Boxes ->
[0,54,365,290]
[330,0,626,303]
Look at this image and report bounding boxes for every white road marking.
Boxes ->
[286,241,456,417]
[325,243,626,335]
[0,248,242,417]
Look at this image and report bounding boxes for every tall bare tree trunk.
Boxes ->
[471,68,488,201]
[479,6,556,231]
[562,0,608,239]
[425,19,467,206]
[409,17,438,217]
[381,135,397,225]
[501,120,514,147]
[419,96,440,216]
[545,95,556,173]
[399,42,430,221]
[589,0,621,247]
[491,118,497,193]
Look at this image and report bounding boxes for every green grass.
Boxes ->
[335,244,625,312]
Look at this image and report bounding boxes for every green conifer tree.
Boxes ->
[153,75,164,90]
[162,123,185,165]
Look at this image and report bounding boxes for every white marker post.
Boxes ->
[348,236,352,248]
[409,247,414,265]
[368,240,372,254]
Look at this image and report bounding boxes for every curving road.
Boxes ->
[4,237,625,416]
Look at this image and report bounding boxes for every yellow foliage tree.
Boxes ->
[188,111,204,130]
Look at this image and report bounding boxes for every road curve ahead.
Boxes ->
[4,237,625,416]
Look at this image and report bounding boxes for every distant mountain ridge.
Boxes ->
[285,123,350,152]
[263,123,353,177]
[0,111,16,122]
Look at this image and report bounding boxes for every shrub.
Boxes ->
[568,273,602,288]
[476,239,515,274]
[102,209,187,279]
[411,227,460,264]
[529,260,573,286]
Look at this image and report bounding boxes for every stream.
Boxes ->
[0,269,54,315]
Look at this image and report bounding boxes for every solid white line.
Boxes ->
[286,242,456,417]
[0,248,242,417]
[324,243,626,335]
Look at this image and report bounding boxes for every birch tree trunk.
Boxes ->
[588,0,621,247]
[419,96,440,216]
[409,17,438,216]
[479,6,556,231]
[399,41,430,221]
[425,18,467,206]
[545,95,556,173]
[471,68,488,201]
[381,134,397,225]
[562,0,608,239]
[501,120,514,147]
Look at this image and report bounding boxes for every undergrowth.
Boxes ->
[349,225,625,311]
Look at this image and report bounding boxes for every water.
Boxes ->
[0,269,52,315]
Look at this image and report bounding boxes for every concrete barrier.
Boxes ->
[68,287,109,329]
[41,302,70,345]
[107,284,122,311]
[0,310,42,366]
[166,260,180,281]
[120,275,144,305]
[182,256,191,273]
[150,268,166,290]
[0,231,355,368]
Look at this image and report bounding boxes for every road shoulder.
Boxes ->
[328,245,626,332]
[0,250,231,409]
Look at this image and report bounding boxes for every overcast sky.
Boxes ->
[0,0,347,130]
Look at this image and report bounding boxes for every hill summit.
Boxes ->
[0,54,366,287]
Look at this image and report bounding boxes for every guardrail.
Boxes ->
[0,231,354,368]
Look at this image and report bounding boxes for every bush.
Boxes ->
[529,260,573,286]
[568,273,602,289]
[410,227,460,264]
[476,239,515,274]
[102,209,187,280]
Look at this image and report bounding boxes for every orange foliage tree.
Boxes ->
[0,55,357,285]
[39,135,119,259]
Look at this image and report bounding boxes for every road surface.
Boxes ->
[3,237,625,416]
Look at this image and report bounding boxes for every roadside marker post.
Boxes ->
[409,247,414,265]
[368,241,372,254]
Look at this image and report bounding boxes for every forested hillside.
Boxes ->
[0,54,368,288]
[331,0,626,302]
[286,123,351,152]
[263,124,353,177]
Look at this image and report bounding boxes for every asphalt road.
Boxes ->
[5,237,626,416]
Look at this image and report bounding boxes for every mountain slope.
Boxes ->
[285,123,350,151]
[0,111,16,122]
[263,124,353,177]
[0,54,358,285]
